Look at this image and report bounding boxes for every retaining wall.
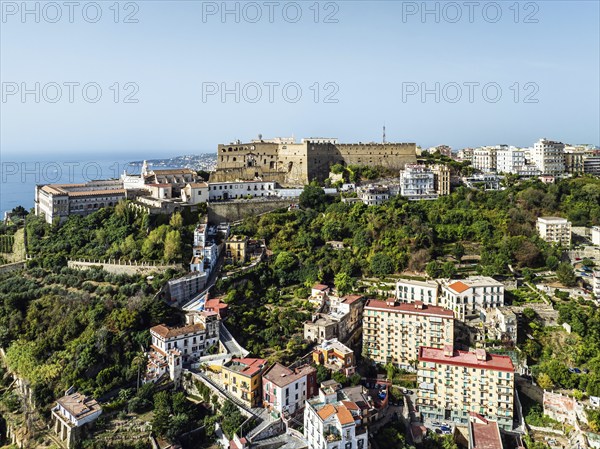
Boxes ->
[207,200,292,224]
[67,260,182,275]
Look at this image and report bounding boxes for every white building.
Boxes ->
[592,226,600,246]
[536,217,572,246]
[358,185,390,206]
[52,390,103,448]
[396,279,440,306]
[35,180,126,224]
[304,382,369,449]
[472,147,497,172]
[517,163,542,177]
[496,147,525,174]
[146,311,220,386]
[483,307,518,344]
[399,164,438,200]
[167,271,208,306]
[262,363,317,415]
[462,174,502,190]
[532,138,565,175]
[182,182,209,204]
[190,223,219,275]
[441,276,505,321]
[592,271,600,298]
[457,148,474,162]
[208,180,276,201]
[584,156,600,176]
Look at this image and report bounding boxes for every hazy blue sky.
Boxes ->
[1,0,599,158]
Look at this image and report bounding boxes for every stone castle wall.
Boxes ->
[211,141,417,186]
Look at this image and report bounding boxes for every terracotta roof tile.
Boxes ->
[448,281,470,293]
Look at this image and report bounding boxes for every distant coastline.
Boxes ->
[1,154,217,216]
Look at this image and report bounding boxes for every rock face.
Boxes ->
[211,140,417,186]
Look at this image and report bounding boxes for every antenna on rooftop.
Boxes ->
[383,124,386,144]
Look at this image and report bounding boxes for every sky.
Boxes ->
[1,0,599,159]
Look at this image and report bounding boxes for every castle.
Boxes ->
[210,136,417,186]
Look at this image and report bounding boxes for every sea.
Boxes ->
[0,156,179,217]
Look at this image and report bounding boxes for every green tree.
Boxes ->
[441,261,456,278]
[546,255,559,270]
[220,400,244,439]
[334,271,355,296]
[169,212,183,229]
[556,262,577,287]
[163,230,182,262]
[152,391,171,437]
[370,253,394,276]
[452,243,465,261]
[299,182,327,210]
[426,261,442,279]
[537,373,554,390]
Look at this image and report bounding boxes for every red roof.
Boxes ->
[365,299,454,318]
[226,358,267,377]
[342,295,363,304]
[448,281,470,293]
[312,283,329,291]
[418,347,514,372]
[205,297,229,317]
[469,414,503,449]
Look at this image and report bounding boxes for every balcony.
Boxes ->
[324,430,341,443]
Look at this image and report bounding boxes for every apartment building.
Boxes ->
[304,290,364,344]
[146,311,220,385]
[262,363,317,415]
[358,185,390,206]
[396,279,440,306]
[564,148,587,175]
[457,148,474,162]
[472,147,497,172]
[536,217,572,246]
[190,223,219,275]
[222,358,267,408]
[313,338,356,376]
[441,277,505,321]
[166,271,208,306]
[496,147,525,174]
[225,235,248,264]
[431,164,451,196]
[417,346,515,430]
[304,381,369,449]
[399,164,438,200]
[362,298,454,370]
[532,139,565,175]
[584,156,600,176]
